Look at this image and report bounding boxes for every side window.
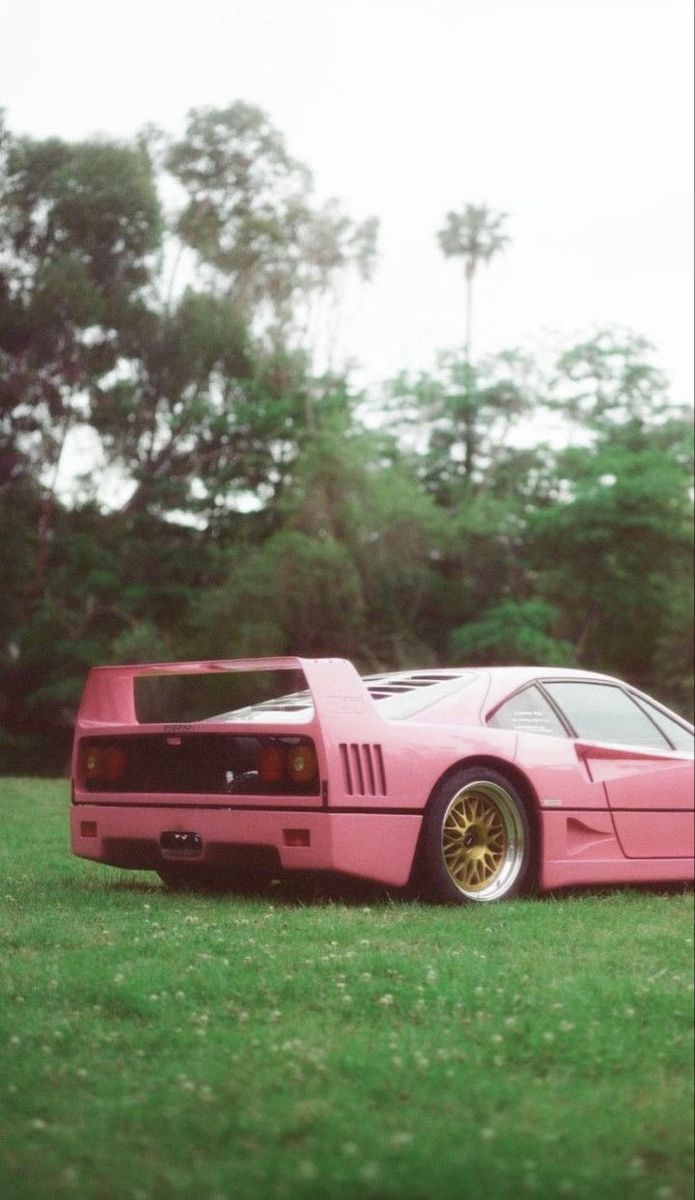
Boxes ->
[488,685,567,737]
[543,682,670,749]
[631,696,694,753]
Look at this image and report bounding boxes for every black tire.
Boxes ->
[419,766,533,904]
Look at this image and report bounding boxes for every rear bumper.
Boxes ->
[71,803,423,888]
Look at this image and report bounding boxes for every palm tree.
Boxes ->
[437,204,509,362]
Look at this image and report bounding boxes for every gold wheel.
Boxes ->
[439,780,526,901]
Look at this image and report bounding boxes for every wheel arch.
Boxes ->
[427,754,540,817]
[410,754,541,888]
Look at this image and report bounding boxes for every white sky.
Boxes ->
[3,0,694,402]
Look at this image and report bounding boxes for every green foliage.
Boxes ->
[437,203,509,281]
[165,102,378,327]
[108,621,172,666]
[196,529,364,659]
[450,599,576,666]
[551,328,674,430]
[0,108,692,771]
[388,348,537,499]
[528,436,693,686]
[0,133,162,474]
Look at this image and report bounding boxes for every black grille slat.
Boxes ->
[350,744,365,794]
[340,744,354,794]
[374,745,387,795]
[363,745,376,794]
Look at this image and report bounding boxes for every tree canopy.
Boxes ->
[0,108,691,772]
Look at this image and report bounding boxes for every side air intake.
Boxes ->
[339,743,387,797]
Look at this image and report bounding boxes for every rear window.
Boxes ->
[134,670,311,724]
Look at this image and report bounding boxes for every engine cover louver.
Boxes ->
[339,743,387,797]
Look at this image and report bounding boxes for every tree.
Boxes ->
[526,332,694,699]
[450,599,575,666]
[436,203,509,362]
[0,128,162,585]
[388,347,537,500]
[164,103,378,346]
[190,413,450,669]
[0,110,383,771]
[549,328,677,431]
[85,104,379,517]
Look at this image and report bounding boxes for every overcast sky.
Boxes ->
[3,0,693,402]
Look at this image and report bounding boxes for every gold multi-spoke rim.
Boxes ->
[441,781,524,900]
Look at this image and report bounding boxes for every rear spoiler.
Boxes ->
[77,656,376,730]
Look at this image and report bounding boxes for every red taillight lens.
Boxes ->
[81,743,127,785]
[258,744,286,783]
[287,742,317,784]
[102,746,126,782]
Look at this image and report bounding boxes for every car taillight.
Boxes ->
[258,744,286,784]
[81,744,127,785]
[257,740,318,787]
[287,742,317,784]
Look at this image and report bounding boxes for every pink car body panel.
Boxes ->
[70,656,695,893]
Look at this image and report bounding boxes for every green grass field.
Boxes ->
[1,779,693,1200]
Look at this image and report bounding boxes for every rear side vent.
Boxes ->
[339,744,387,797]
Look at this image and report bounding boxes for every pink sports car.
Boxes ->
[71,657,694,903]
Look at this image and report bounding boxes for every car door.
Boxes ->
[542,680,694,860]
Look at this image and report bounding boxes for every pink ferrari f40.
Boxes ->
[71,657,694,902]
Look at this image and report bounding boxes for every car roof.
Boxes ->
[205,664,626,726]
[360,665,626,724]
